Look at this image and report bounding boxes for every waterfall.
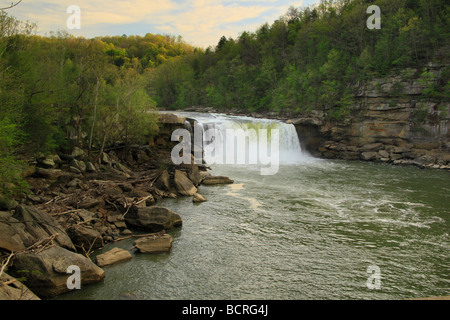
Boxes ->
[173,112,306,166]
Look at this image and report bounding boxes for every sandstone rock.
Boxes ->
[70,159,86,173]
[100,152,112,166]
[12,205,75,251]
[71,147,86,159]
[133,234,173,253]
[188,164,202,186]
[37,157,55,169]
[95,247,132,267]
[68,225,103,250]
[85,162,96,172]
[121,229,132,235]
[156,170,171,191]
[158,113,186,125]
[10,246,104,298]
[361,152,379,161]
[34,168,62,180]
[201,176,234,185]
[378,150,390,159]
[199,171,211,181]
[0,214,34,252]
[173,169,198,196]
[113,220,127,229]
[124,206,182,232]
[0,272,40,300]
[69,166,82,174]
[360,143,383,152]
[193,193,207,203]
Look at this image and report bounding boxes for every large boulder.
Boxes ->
[95,247,132,267]
[133,234,173,253]
[124,206,182,232]
[10,246,105,298]
[173,169,197,196]
[12,206,75,251]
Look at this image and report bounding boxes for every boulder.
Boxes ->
[70,159,86,173]
[71,147,86,159]
[173,169,197,196]
[361,152,379,161]
[12,205,75,251]
[193,193,207,203]
[85,162,96,172]
[36,157,55,169]
[100,152,112,166]
[187,164,202,186]
[68,225,103,250]
[124,206,182,232]
[10,246,105,298]
[133,234,173,253]
[0,272,40,300]
[201,176,234,185]
[34,168,62,180]
[156,170,171,191]
[95,247,132,267]
[0,212,35,252]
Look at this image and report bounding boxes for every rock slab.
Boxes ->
[133,234,173,253]
[96,247,132,267]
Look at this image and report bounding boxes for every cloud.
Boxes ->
[9,0,313,47]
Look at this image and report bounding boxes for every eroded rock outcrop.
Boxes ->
[290,64,450,169]
[9,246,104,299]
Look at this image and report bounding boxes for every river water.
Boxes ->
[57,114,449,300]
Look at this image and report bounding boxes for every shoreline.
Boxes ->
[0,141,233,300]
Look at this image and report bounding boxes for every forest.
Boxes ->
[0,0,449,198]
[149,0,449,115]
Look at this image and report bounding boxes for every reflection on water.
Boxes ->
[56,159,449,300]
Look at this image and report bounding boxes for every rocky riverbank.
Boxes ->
[0,137,233,299]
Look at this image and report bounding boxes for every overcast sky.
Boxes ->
[4,0,319,47]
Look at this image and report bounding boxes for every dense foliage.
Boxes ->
[148,0,449,117]
[0,12,194,195]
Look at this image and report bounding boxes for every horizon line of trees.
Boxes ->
[148,0,449,119]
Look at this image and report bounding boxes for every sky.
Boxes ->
[3,0,320,48]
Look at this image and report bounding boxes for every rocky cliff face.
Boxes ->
[292,63,450,169]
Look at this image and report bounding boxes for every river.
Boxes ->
[57,113,449,300]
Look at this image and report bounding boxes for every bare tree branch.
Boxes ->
[0,0,23,11]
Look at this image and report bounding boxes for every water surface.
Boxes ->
[57,160,449,300]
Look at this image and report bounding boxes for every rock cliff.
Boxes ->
[292,63,449,169]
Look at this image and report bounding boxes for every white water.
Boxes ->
[171,112,311,166]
